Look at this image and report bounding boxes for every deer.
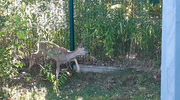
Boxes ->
[28,41,88,80]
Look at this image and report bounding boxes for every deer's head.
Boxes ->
[74,43,88,55]
[76,47,88,55]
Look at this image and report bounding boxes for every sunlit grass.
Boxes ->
[2,86,47,100]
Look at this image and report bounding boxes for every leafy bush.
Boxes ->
[39,64,71,92]
[0,3,26,83]
[0,0,69,85]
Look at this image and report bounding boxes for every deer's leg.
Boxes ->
[56,62,61,80]
[28,55,36,70]
[28,59,35,70]
[74,59,80,72]
[28,53,41,70]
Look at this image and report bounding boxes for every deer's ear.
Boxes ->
[78,42,83,48]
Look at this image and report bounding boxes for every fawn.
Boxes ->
[28,41,88,80]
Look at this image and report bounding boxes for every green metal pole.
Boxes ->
[69,0,75,70]
[69,0,74,51]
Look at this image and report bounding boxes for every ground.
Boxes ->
[0,67,160,100]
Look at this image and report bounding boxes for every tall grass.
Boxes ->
[74,0,162,60]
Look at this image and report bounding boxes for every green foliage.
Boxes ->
[57,70,71,86]
[74,0,162,60]
[0,0,69,85]
[0,1,31,82]
[40,64,55,83]
[40,64,71,93]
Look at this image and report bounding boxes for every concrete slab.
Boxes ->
[74,64,124,73]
